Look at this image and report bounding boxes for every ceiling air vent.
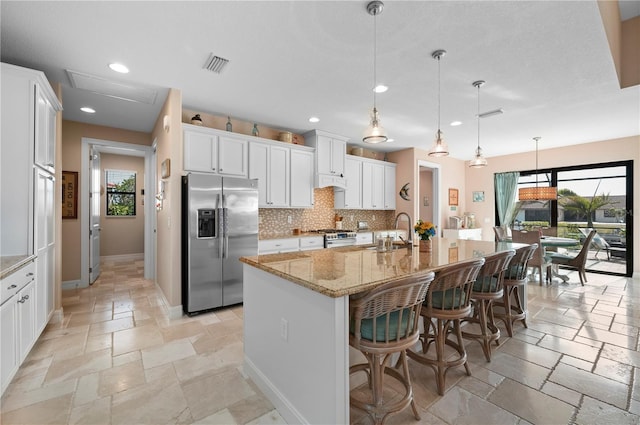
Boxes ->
[203,54,229,74]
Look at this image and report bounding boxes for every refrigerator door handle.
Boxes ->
[222,207,229,259]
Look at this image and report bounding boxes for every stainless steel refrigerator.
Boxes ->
[182,173,258,315]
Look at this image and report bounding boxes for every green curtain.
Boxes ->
[494,172,519,228]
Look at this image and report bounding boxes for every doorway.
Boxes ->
[80,138,156,286]
[417,160,441,235]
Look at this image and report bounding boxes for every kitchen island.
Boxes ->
[240,238,526,424]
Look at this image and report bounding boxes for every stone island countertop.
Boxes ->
[240,238,527,298]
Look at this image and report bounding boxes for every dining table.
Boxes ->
[239,238,528,424]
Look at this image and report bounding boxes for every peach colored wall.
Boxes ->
[99,154,145,256]
[621,16,640,88]
[60,120,151,282]
[464,135,639,275]
[598,0,622,84]
[154,89,183,308]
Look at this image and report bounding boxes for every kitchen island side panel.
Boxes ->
[243,265,349,425]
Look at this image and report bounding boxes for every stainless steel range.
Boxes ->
[310,229,358,248]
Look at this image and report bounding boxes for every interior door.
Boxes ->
[89,148,101,283]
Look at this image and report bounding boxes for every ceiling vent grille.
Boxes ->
[203,54,229,73]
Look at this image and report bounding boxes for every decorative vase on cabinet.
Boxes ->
[419,239,432,252]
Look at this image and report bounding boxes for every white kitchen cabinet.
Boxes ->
[34,83,57,173]
[259,238,300,254]
[289,149,314,208]
[1,260,36,395]
[34,168,55,333]
[1,63,60,258]
[355,232,373,245]
[0,297,18,394]
[384,163,396,210]
[335,156,362,209]
[442,228,482,240]
[303,130,348,188]
[362,161,384,210]
[299,236,324,251]
[249,141,289,208]
[183,124,248,177]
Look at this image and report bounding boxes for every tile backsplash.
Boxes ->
[259,188,395,237]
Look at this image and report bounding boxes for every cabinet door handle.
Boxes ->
[47,163,54,167]
[8,284,17,289]
[18,295,29,303]
[47,176,54,181]
[219,168,223,172]
[26,272,34,277]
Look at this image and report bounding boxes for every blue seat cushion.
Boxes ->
[351,309,414,342]
[549,253,574,265]
[473,276,499,293]
[429,289,466,309]
[504,264,526,280]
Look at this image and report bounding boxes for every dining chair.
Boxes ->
[511,229,552,285]
[493,226,510,242]
[349,272,435,424]
[462,249,515,362]
[407,257,485,395]
[493,243,537,336]
[549,229,597,286]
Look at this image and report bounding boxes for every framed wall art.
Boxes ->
[473,191,485,202]
[62,171,78,219]
[448,188,459,206]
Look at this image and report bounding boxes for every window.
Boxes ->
[105,169,136,216]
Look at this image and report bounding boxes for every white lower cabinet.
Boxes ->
[442,228,482,240]
[299,236,324,251]
[355,232,373,245]
[1,262,36,395]
[258,238,300,254]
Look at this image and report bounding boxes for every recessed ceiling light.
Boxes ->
[308,117,320,123]
[108,63,129,74]
[386,138,394,142]
[80,107,96,114]
[450,121,462,126]
[373,85,388,93]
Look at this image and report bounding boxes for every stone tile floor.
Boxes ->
[1,257,638,424]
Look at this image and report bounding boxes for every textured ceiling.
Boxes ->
[1,1,638,160]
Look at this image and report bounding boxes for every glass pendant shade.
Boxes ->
[469,80,487,167]
[469,146,488,168]
[428,49,448,157]
[428,130,448,156]
[363,107,388,144]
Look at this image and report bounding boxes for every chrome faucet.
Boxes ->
[394,212,413,244]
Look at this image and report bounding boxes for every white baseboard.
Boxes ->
[48,308,64,324]
[243,356,307,425]
[100,253,144,262]
[154,281,184,320]
[62,279,86,290]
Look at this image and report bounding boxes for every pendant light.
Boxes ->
[518,137,558,201]
[469,80,488,168]
[363,1,388,144]
[428,49,448,156]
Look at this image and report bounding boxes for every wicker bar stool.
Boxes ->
[349,272,435,425]
[462,250,515,362]
[407,258,485,395]
[494,244,537,337]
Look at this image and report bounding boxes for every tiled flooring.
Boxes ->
[2,257,639,424]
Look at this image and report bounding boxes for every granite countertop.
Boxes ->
[1,255,36,280]
[240,239,526,298]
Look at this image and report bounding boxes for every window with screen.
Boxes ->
[105,169,136,216]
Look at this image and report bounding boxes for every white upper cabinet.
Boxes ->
[384,163,396,210]
[290,149,314,208]
[183,125,248,177]
[249,141,290,208]
[34,83,57,173]
[302,130,348,189]
[335,156,362,209]
[340,155,396,211]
